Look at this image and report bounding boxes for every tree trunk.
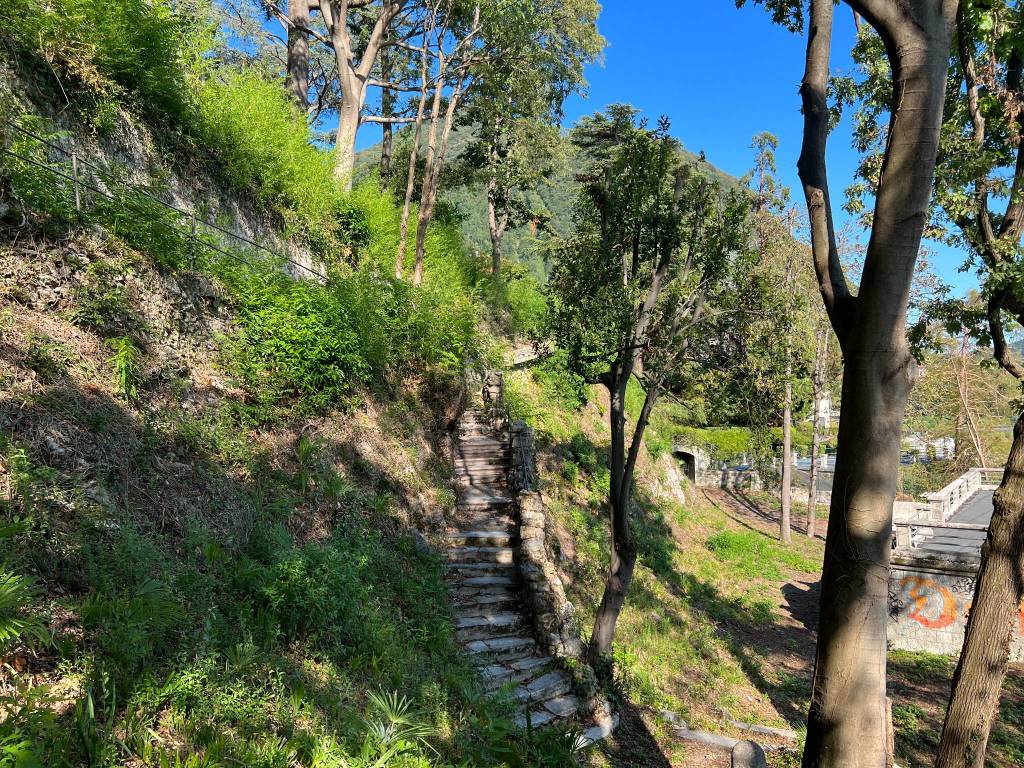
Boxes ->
[286,0,310,107]
[957,333,987,467]
[808,392,821,539]
[781,249,794,544]
[413,78,463,285]
[408,67,445,285]
[782,380,793,544]
[935,412,1024,768]
[395,41,431,279]
[487,176,508,277]
[379,50,395,180]
[804,344,914,768]
[589,378,639,662]
[808,325,830,539]
[334,100,361,190]
[798,3,956,765]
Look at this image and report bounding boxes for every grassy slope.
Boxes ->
[0,229,496,766]
[504,365,1024,768]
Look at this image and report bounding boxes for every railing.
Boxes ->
[892,466,1003,552]
[1,118,326,280]
[892,521,989,551]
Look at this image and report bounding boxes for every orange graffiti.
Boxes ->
[904,576,959,630]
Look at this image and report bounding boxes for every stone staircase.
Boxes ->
[446,408,582,729]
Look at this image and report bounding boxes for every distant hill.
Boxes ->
[357,125,741,281]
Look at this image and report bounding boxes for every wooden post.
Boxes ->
[71,152,81,213]
[189,212,197,268]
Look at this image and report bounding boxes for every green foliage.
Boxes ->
[675,426,755,463]
[0,429,579,767]
[705,529,820,582]
[1,0,206,124]
[213,241,479,417]
[0,572,47,653]
[533,353,588,412]
[0,733,42,768]
[106,336,143,399]
[196,71,368,256]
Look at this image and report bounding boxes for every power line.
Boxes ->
[1,118,329,281]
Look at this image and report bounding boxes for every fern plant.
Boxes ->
[0,572,47,653]
[105,336,142,399]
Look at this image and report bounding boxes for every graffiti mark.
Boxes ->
[903,576,959,630]
[896,575,1024,635]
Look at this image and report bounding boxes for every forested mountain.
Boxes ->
[358,125,739,279]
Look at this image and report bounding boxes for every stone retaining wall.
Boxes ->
[508,419,605,717]
[889,554,1024,661]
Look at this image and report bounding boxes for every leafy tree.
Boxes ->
[845,2,1024,764]
[547,106,753,662]
[458,0,603,277]
[738,0,960,765]
[749,132,803,543]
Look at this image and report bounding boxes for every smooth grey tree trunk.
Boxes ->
[796,2,957,766]
[286,0,310,107]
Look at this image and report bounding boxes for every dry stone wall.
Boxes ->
[508,419,608,719]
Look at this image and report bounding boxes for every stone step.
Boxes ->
[515,670,574,705]
[450,513,516,531]
[457,481,509,493]
[466,635,538,660]
[456,451,511,462]
[514,708,557,729]
[446,546,516,565]
[451,589,520,612]
[445,562,518,577]
[537,693,580,719]
[449,574,519,590]
[447,530,515,547]
[481,656,553,691]
[455,611,524,635]
[456,469,511,479]
[458,489,513,507]
[457,438,509,449]
[512,695,582,730]
[455,461,510,473]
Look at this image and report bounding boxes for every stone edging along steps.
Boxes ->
[444,405,616,746]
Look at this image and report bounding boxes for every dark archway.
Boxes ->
[673,450,696,483]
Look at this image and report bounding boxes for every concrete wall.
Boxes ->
[695,469,763,491]
[888,557,1024,661]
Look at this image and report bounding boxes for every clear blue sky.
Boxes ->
[556,3,976,297]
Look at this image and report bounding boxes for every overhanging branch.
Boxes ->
[798,0,854,344]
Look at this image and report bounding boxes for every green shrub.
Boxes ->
[196,69,370,256]
[216,263,369,414]
[533,352,588,411]
[91,181,194,270]
[2,0,204,124]
[0,572,47,653]
[568,433,598,473]
[106,336,143,399]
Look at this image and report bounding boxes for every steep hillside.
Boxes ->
[0,10,577,764]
